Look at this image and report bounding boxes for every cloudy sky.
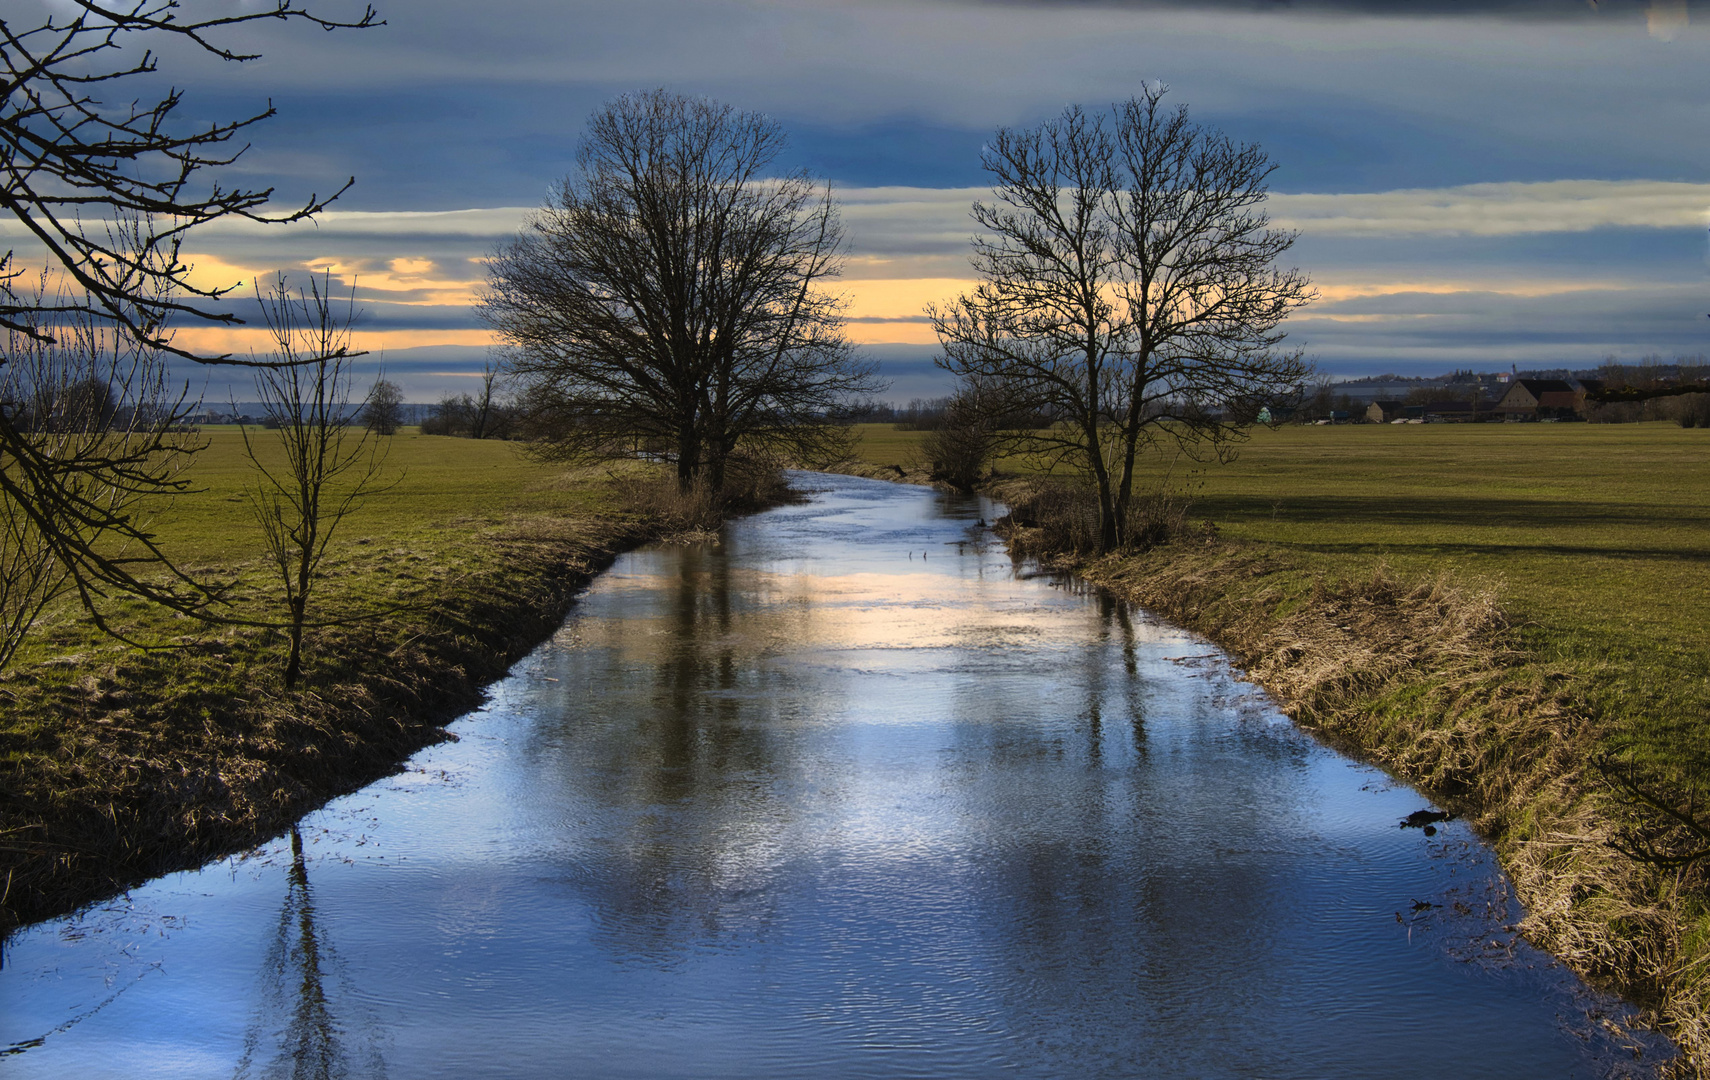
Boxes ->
[38,0,1710,401]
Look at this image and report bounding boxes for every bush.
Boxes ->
[614,454,795,532]
[921,419,993,492]
[1670,393,1710,429]
[997,480,1196,558]
[918,387,1025,492]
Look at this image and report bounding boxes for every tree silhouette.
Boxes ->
[931,86,1314,551]
[482,90,879,494]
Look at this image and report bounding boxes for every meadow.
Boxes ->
[12,428,634,668]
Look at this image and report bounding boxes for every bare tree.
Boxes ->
[363,379,404,436]
[0,272,200,669]
[481,89,880,495]
[0,1,379,361]
[423,362,514,439]
[0,3,378,665]
[470,361,504,439]
[930,86,1314,551]
[240,275,390,689]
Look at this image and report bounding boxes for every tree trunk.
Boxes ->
[1096,486,1119,553]
[284,626,303,689]
[1084,423,1119,554]
[676,428,699,492]
[705,451,726,497]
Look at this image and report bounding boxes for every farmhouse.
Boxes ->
[1365,400,1403,423]
[1495,378,1579,420]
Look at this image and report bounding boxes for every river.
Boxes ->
[0,472,1667,1077]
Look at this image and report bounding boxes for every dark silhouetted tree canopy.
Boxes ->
[481,90,880,493]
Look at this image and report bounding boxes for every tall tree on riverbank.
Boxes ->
[930,86,1314,552]
[480,90,880,494]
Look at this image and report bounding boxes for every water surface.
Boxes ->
[0,473,1665,1077]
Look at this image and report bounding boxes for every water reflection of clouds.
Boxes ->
[589,568,1174,661]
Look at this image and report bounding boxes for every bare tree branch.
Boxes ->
[480,89,881,494]
[0,1,381,364]
[0,255,211,665]
[930,86,1314,552]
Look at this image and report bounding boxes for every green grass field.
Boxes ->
[152,427,610,565]
[18,428,622,666]
[849,420,1710,768]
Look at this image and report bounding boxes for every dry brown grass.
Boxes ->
[990,476,1201,557]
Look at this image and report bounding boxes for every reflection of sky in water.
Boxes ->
[0,474,1674,1078]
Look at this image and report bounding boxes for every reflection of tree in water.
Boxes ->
[542,540,816,960]
[234,827,385,1080]
[950,592,1312,1073]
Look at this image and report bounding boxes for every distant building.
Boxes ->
[1365,400,1403,423]
[1495,378,1578,420]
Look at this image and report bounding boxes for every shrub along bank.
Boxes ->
[0,432,773,935]
[850,420,1710,1071]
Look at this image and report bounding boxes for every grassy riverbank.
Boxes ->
[851,420,1710,1070]
[0,432,706,933]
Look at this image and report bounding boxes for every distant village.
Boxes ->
[1294,359,1710,427]
[856,358,1710,432]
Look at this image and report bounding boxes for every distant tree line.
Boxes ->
[1584,357,1710,427]
[419,364,520,440]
